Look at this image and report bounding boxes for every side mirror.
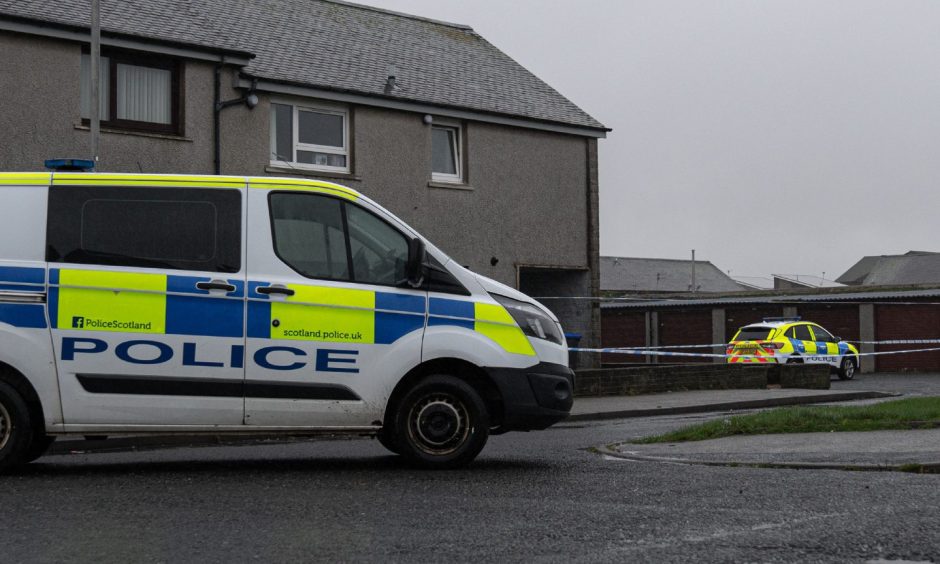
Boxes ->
[405,237,426,287]
[833,336,841,343]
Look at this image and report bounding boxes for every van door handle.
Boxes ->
[196,281,237,293]
[257,286,295,297]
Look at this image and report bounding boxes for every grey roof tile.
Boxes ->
[837,252,940,286]
[0,0,606,130]
[601,256,743,293]
[0,0,249,54]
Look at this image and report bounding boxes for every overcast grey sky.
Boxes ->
[360,0,940,282]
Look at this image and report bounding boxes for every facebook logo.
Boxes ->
[72,316,85,329]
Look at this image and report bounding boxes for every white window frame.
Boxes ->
[270,99,350,174]
[431,121,463,183]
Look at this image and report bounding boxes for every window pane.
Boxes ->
[79,54,110,120]
[346,205,408,285]
[734,327,771,341]
[46,186,241,273]
[432,127,457,175]
[812,326,834,342]
[271,103,293,161]
[794,325,812,340]
[298,110,344,148]
[297,150,347,168]
[270,193,349,280]
[116,63,172,124]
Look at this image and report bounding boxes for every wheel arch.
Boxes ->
[0,361,46,435]
[384,357,504,432]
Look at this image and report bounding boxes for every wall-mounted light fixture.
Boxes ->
[423,114,434,125]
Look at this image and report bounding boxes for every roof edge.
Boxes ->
[0,14,254,63]
[241,76,610,138]
[602,256,720,265]
[602,282,940,309]
[322,0,474,31]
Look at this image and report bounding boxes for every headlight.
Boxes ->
[491,294,564,345]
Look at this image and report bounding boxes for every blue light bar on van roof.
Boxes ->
[44,159,95,172]
[762,316,801,323]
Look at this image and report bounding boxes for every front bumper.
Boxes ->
[484,362,574,432]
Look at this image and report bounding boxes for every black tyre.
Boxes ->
[786,355,803,364]
[839,357,857,380]
[376,427,400,455]
[0,380,35,473]
[25,435,55,463]
[393,375,489,469]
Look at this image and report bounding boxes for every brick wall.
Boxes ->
[574,364,829,396]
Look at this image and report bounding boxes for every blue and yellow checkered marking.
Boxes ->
[49,269,244,338]
[428,297,536,356]
[246,284,425,345]
[3,263,535,353]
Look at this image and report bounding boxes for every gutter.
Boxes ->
[237,76,610,139]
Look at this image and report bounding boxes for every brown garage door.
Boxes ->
[659,309,713,363]
[795,305,860,343]
[875,304,940,371]
[601,309,646,364]
[725,306,786,340]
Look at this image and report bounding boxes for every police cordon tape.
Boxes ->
[592,339,940,350]
[567,346,940,360]
[534,296,940,306]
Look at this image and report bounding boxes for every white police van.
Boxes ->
[0,168,574,470]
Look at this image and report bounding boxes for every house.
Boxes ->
[600,256,742,294]
[837,251,940,286]
[0,0,609,359]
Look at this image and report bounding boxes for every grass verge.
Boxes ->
[634,397,940,444]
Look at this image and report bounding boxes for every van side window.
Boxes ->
[346,204,408,285]
[269,192,408,286]
[47,186,241,272]
[270,192,349,280]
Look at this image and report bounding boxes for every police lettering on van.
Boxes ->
[0,171,574,471]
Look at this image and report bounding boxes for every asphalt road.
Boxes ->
[3,375,939,563]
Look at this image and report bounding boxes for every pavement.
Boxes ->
[604,429,940,473]
[585,372,940,473]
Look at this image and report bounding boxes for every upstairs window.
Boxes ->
[80,50,182,135]
[431,122,462,183]
[270,102,350,173]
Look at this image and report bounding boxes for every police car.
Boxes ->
[0,168,574,471]
[727,317,859,380]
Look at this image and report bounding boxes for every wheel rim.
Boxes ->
[0,402,11,451]
[407,393,470,456]
[844,360,856,378]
